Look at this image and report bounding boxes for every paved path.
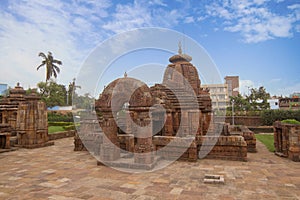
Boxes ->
[0,137,299,200]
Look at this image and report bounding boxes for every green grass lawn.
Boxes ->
[255,134,275,152]
[48,126,65,134]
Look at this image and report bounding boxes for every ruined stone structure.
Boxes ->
[228,125,257,153]
[0,124,12,151]
[0,83,53,149]
[74,112,102,153]
[76,45,252,168]
[274,121,300,161]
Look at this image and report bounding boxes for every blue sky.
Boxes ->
[0,0,299,96]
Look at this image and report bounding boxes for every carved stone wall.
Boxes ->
[197,136,247,161]
[95,77,154,164]
[240,126,257,153]
[0,83,25,135]
[0,83,53,149]
[274,121,300,161]
[74,46,250,168]
[16,91,53,148]
[0,124,12,149]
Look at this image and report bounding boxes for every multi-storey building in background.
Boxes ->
[203,76,240,113]
[202,83,229,113]
[225,76,239,97]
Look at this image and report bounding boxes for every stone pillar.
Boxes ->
[164,112,173,136]
[125,110,132,135]
[134,137,154,164]
[16,91,53,148]
[188,140,198,161]
[132,109,154,165]
[178,110,189,137]
[99,112,120,161]
[202,112,212,135]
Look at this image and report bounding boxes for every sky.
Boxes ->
[0,0,299,97]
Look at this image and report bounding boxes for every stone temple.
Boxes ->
[76,45,256,169]
[0,83,53,151]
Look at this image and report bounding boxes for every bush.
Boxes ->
[281,119,300,125]
[48,121,74,126]
[48,112,74,122]
[261,110,300,125]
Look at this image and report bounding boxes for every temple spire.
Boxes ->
[169,42,192,63]
[178,41,182,55]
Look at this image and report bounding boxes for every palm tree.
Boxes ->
[37,51,62,83]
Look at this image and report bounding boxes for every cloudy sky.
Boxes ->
[0,0,299,96]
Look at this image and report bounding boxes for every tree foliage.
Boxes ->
[73,93,94,110]
[37,51,62,83]
[228,86,271,112]
[229,94,250,111]
[261,109,300,125]
[37,80,67,107]
[48,112,74,122]
[247,86,270,110]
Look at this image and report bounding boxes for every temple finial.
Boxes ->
[178,41,182,55]
[124,71,127,78]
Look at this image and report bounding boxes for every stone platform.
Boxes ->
[0,137,299,199]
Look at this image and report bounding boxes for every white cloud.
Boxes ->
[206,3,233,20]
[149,0,167,7]
[296,25,300,32]
[205,0,300,43]
[288,4,300,21]
[102,1,153,33]
[102,0,186,33]
[0,0,192,91]
[184,16,194,24]
[0,0,111,88]
[253,0,269,5]
[0,0,191,90]
[288,4,300,10]
[197,16,207,22]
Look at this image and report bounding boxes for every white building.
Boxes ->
[202,83,229,113]
[267,99,279,110]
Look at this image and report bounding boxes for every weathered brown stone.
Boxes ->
[0,83,53,149]
[0,124,12,149]
[75,46,249,167]
[274,121,300,161]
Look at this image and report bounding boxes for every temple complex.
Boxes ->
[76,45,256,169]
[0,83,53,150]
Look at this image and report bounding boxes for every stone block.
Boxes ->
[274,121,300,162]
